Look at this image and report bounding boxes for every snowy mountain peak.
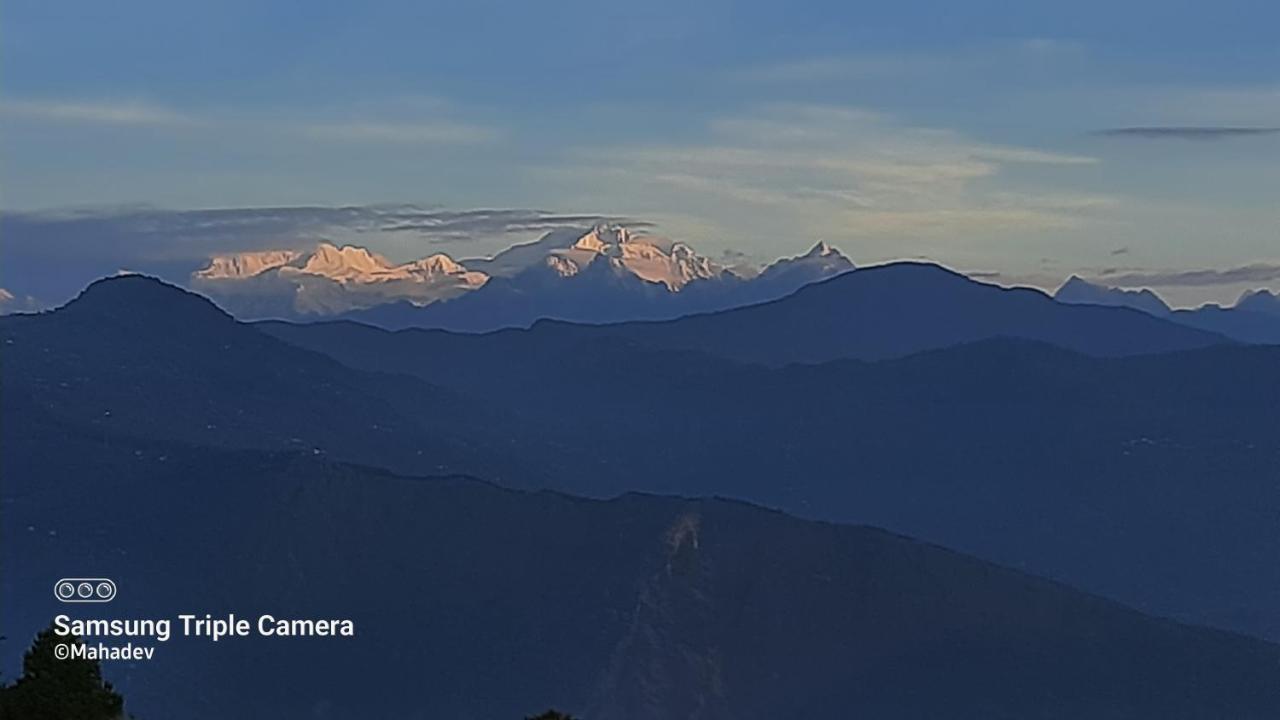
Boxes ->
[189,227,857,322]
[194,249,305,280]
[192,242,486,317]
[197,243,480,287]
[754,242,855,287]
[541,226,723,291]
[544,254,582,278]
[804,241,837,258]
[405,253,469,275]
[571,223,636,254]
[301,243,397,281]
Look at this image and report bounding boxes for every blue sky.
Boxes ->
[2,0,1278,306]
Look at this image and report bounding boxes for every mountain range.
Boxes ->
[8,272,1280,641]
[348,261,1224,368]
[259,282,1280,642]
[1056,275,1280,344]
[191,240,488,317]
[8,269,1280,717]
[191,224,855,330]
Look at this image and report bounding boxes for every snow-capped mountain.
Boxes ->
[346,235,854,332]
[189,225,854,326]
[195,242,483,286]
[463,224,727,289]
[192,242,486,317]
[749,241,855,291]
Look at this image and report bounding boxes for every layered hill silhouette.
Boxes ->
[5,421,1280,719]
[264,315,1280,641]
[1055,275,1280,344]
[8,274,1280,645]
[0,275,547,488]
[312,261,1230,369]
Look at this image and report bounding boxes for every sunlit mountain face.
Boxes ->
[186,223,856,329]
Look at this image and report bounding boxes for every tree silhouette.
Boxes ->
[0,625,124,720]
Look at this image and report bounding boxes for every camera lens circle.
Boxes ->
[77,582,93,598]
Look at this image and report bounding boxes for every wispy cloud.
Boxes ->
[0,98,199,127]
[303,121,500,145]
[1099,263,1280,287]
[1092,126,1280,140]
[377,210,650,238]
[0,97,503,146]
[544,104,1106,245]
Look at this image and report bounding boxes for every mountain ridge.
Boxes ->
[1054,275,1280,344]
[17,272,1280,646]
[188,225,856,328]
[497,261,1230,365]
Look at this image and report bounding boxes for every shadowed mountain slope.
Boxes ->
[263,318,1280,642]
[11,275,1280,646]
[1054,275,1280,345]
[340,262,1229,367]
[0,275,545,488]
[584,262,1228,364]
[4,420,1280,720]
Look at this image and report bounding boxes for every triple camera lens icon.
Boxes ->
[54,578,116,603]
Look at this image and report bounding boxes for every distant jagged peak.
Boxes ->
[569,223,669,254]
[194,249,304,280]
[300,242,396,280]
[194,242,481,286]
[404,253,468,275]
[804,240,836,258]
[1236,288,1280,316]
[1058,274,1090,291]
[1053,275,1171,317]
[544,224,725,290]
[798,241,852,265]
[570,223,640,253]
[755,241,855,284]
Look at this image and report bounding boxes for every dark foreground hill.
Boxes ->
[0,274,550,488]
[4,417,1280,719]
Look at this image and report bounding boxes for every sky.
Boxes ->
[2,0,1278,307]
